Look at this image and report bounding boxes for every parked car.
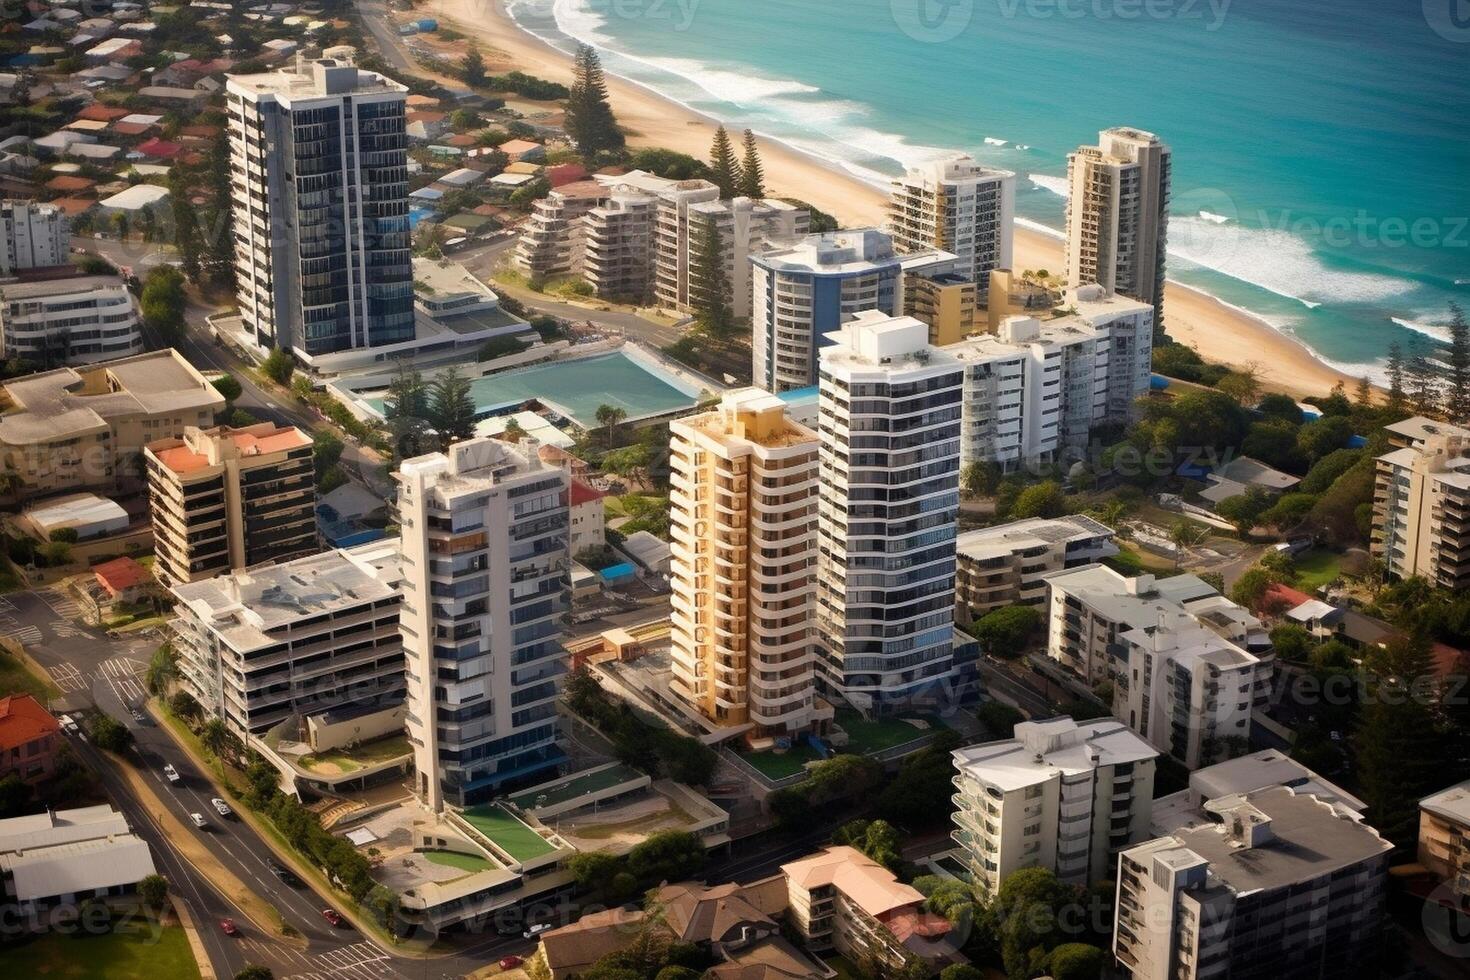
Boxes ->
[219,918,239,936]
[498,956,523,969]
[321,908,345,928]
[268,861,302,887]
[523,922,551,939]
[189,813,207,828]
[211,798,232,817]
[163,764,180,783]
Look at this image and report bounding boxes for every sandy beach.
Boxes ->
[435,0,1354,398]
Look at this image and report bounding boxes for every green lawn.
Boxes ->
[740,744,821,779]
[299,735,412,774]
[834,708,938,753]
[3,919,200,980]
[1292,549,1344,591]
[506,763,644,810]
[0,646,60,701]
[460,804,557,861]
[422,849,492,873]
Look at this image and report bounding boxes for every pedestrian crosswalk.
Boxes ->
[276,941,397,980]
[101,657,147,704]
[50,662,86,694]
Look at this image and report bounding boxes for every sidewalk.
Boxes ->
[173,896,217,980]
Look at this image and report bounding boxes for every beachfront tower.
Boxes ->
[815,311,965,713]
[887,155,1014,296]
[226,54,414,360]
[750,229,903,393]
[396,438,570,811]
[1065,127,1171,337]
[668,389,831,737]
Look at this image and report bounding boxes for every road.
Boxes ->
[357,0,417,74]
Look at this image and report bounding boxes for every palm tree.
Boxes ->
[594,404,627,449]
[1169,520,1209,568]
[201,718,229,759]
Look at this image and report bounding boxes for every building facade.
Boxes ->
[226,54,413,359]
[1065,128,1171,333]
[815,311,965,711]
[144,422,318,586]
[169,541,405,737]
[1419,780,1470,901]
[513,181,601,282]
[657,195,806,320]
[1,201,67,274]
[396,438,570,810]
[953,515,1118,622]
[1114,787,1391,980]
[750,229,903,393]
[951,717,1157,896]
[668,389,829,736]
[888,154,1014,293]
[581,187,660,301]
[0,694,62,786]
[1371,416,1470,590]
[0,275,142,366]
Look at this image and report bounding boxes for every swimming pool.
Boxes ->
[362,350,712,429]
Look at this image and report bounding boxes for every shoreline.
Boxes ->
[436,0,1356,398]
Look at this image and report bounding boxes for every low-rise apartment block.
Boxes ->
[954,515,1117,622]
[783,845,962,974]
[0,694,62,786]
[0,276,142,367]
[1114,786,1390,979]
[668,388,829,737]
[1,200,68,274]
[952,716,1157,896]
[0,349,224,502]
[145,422,317,586]
[581,184,660,300]
[1372,415,1470,590]
[1151,749,1365,837]
[513,180,601,281]
[169,541,405,739]
[1420,780,1470,900]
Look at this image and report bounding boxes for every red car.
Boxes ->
[498,956,523,970]
[219,918,239,936]
[321,908,345,927]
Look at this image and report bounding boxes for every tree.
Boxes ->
[1385,341,1406,414]
[595,403,627,449]
[384,367,432,460]
[462,46,486,88]
[977,700,1024,738]
[990,867,1073,980]
[564,44,623,157]
[92,714,133,753]
[261,348,294,386]
[204,137,236,287]
[169,690,201,721]
[832,818,905,869]
[1296,415,1354,463]
[969,605,1042,658]
[626,830,706,883]
[1215,367,1261,406]
[212,374,242,404]
[170,169,202,281]
[708,125,741,198]
[689,218,733,338]
[961,461,1001,498]
[1010,480,1066,519]
[428,367,477,449]
[141,265,188,347]
[1047,943,1106,980]
[1230,566,1281,610]
[138,873,169,910]
[1214,489,1270,533]
[146,643,177,695]
[1407,349,1442,418]
[738,129,764,198]
[201,718,230,758]
[1449,303,1470,422]
[234,967,274,980]
[940,967,985,980]
[1168,519,1209,565]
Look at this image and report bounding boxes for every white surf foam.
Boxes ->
[984,137,1008,146]
[1198,210,1232,224]
[1028,173,1070,198]
[1391,316,1451,344]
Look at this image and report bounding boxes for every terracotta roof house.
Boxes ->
[537,907,647,979]
[93,555,149,602]
[0,694,62,786]
[134,137,183,159]
[546,162,589,187]
[45,174,95,194]
[75,104,130,123]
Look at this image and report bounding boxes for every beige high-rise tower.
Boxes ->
[887,154,1014,296]
[668,389,829,737]
[1065,128,1171,335]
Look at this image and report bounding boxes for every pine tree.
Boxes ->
[1352,374,1372,409]
[1447,302,1470,422]
[708,125,741,199]
[462,47,486,89]
[1407,349,1442,418]
[204,137,235,288]
[1385,341,1406,413]
[429,367,477,450]
[689,218,732,338]
[738,129,764,199]
[564,44,623,159]
[384,368,431,461]
[170,170,202,282]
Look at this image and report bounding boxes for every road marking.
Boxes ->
[36,587,83,621]
[50,661,86,693]
[2,624,42,647]
[101,657,148,703]
[52,621,89,638]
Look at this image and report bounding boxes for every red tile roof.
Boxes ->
[76,104,131,122]
[546,162,589,187]
[569,479,607,507]
[0,695,60,751]
[136,137,183,159]
[111,121,155,137]
[45,175,96,192]
[94,556,148,593]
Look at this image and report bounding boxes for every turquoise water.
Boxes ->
[509,0,1470,380]
[364,352,704,426]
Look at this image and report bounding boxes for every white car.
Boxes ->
[163,764,180,783]
[523,922,551,939]
[190,813,207,828]
[211,798,232,817]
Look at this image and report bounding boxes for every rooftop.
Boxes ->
[782,845,926,919]
[228,55,406,102]
[170,541,401,653]
[1422,779,1470,824]
[459,803,559,862]
[0,804,130,854]
[952,716,1157,792]
[147,421,312,476]
[956,515,1116,561]
[820,311,957,375]
[752,228,900,275]
[1042,563,1218,627]
[0,694,59,751]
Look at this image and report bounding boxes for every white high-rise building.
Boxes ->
[396,438,570,811]
[750,229,903,394]
[0,276,142,366]
[668,389,830,736]
[952,717,1157,896]
[226,54,413,360]
[1,201,67,274]
[1065,128,1171,332]
[888,154,1014,292]
[1114,786,1390,980]
[657,194,806,320]
[815,311,965,711]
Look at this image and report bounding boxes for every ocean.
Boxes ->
[500,0,1470,381]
